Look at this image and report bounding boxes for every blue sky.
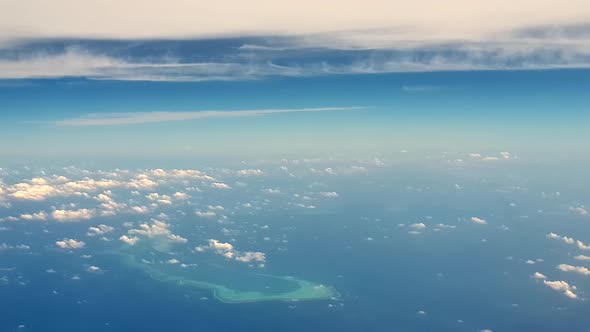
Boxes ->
[1,1,589,161]
[1,68,589,160]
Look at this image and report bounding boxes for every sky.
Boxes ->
[0,0,589,161]
[2,3,590,331]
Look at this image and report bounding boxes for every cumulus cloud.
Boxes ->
[319,191,339,198]
[471,217,487,225]
[547,232,575,244]
[211,182,231,189]
[119,235,139,245]
[543,280,578,299]
[195,211,217,218]
[55,238,86,249]
[130,206,150,214]
[547,232,590,250]
[20,211,49,221]
[533,272,547,279]
[146,192,172,205]
[574,255,590,261]
[410,223,427,230]
[173,192,189,200]
[570,206,589,216]
[557,264,590,276]
[234,251,266,263]
[128,219,187,244]
[86,265,102,272]
[51,209,95,222]
[87,224,114,237]
[195,239,266,264]
[237,169,264,176]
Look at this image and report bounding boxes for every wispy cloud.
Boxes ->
[52,107,363,126]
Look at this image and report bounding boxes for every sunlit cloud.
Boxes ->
[52,107,362,126]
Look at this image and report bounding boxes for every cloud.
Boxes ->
[237,169,264,177]
[574,255,590,261]
[533,272,547,279]
[0,243,31,251]
[87,224,114,237]
[543,280,578,299]
[173,192,189,200]
[51,209,95,222]
[146,192,172,205]
[195,211,217,218]
[119,235,139,245]
[195,239,266,265]
[410,223,427,230]
[557,264,590,276]
[56,238,86,249]
[319,191,339,198]
[547,232,590,250]
[547,232,575,244]
[208,239,234,252]
[20,211,49,221]
[570,206,589,216]
[53,107,360,126]
[128,219,187,244]
[86,265,101,272]
[234,251,266,263]
[130,206,150,214]
[2,1,589,44]
[471,217,487,225]
[211,182,231,189]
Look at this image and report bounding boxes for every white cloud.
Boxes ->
[319,191,339,198]
[195,239,266,265]
[52,209,95,222]
[410,223,427,230]
[547,232,590,250]
[543,280,578,299]
[547,232,575,244]
[167,234,188,244]
[119,235,139,245]
[86,265,101,272]
[557,264,590,276]
[533,272,547,279]
[0,243,31,251]
[128,219,186,244]
[146,192,172,205]
[570,206,589,216]
[208,239,234,252]
[128,219,171,237]
[54,107,360,126]
[20,211,49,221]
[237,169,264,176]
[56,238,86,249]
[87,224,114,237]
[2,1,589,45]
[574,255,590,261]
[471,217,487,225]
[130,206,150,214]
[173,192,189,200]
[195,211,216,218]
[211,182,231,189]
[234,251,266,263]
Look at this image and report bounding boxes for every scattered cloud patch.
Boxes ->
[55,239,85,249]
[471,217,487,225]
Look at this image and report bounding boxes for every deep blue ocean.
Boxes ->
[1,159,589,331]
